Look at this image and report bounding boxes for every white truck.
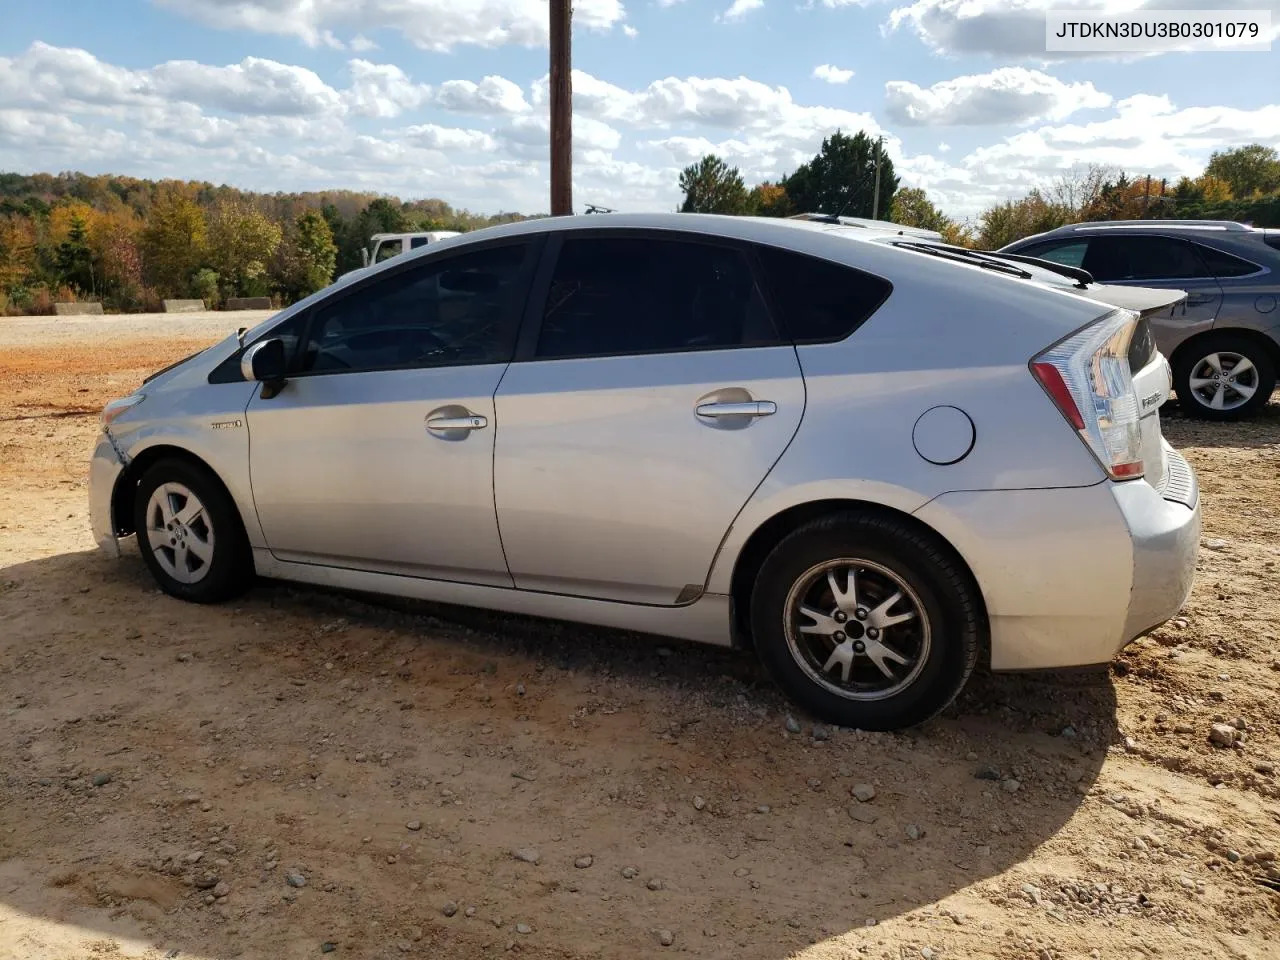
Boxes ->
[361,230,463,267]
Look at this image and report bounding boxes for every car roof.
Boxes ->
[1005,219,1270,249]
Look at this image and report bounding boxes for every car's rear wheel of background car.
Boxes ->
[133,458,253,603]
[1174,333,1276,421]
[749,511,982,731]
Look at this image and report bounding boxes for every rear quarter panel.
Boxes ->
[705,250,1112,596]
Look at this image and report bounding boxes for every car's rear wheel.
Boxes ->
[1174,334,1276,421]
[133,458,253,603]
[749,512,982,731]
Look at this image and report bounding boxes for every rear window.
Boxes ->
[1192,242,1260,278]
[753,246,892,344]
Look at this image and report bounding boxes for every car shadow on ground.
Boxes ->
[1,548,1119,960]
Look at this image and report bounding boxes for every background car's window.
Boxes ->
[753,246,893,344]
[1192,243,1260,278]
[375,240,403,262]
[299,243,528,374]
[1019,240,1089,268]
[410,237,430,249]
[534,237,779,359]
[1082,235,1209,282]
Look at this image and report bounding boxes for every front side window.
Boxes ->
[1082,235,1209,282]
[1018,240,1089,269]
[534,236,779,360]
[299,243,529,374]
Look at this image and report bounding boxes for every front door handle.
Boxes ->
[426,414,488,431]
[695,401,777,418]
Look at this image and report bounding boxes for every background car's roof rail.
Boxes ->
[1065,219,1252,232]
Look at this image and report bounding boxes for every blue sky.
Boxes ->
[2,0,1278,221]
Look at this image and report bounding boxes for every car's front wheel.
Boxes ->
[133,458,253,603]
[749,512,982,731]
[1174,334,1276,420]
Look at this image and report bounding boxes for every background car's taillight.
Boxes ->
[1031,310,1145,480]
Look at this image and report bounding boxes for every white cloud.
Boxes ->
[884,0,1280,59]
[624,24,640,37]
[938,141,950,152]
[434,76,532,116]
[343,60,431,118]
[885,68,1111,126]
[149,58,345,116]
[349,34,379,52]
[813,64,854,84]
[718,0,765,22]
[395,123,498,152]
[152,0,629,52]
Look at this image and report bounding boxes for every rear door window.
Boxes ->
[533,236,780,360]
[752,246,893,344]
[1082,235,1210,282]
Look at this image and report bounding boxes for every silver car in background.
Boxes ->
[1001,220,1280,420]
[89,213,1201,730]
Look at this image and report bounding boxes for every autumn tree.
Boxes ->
[207,199,283,298]
[678,155,748,214]
[1205,144,1280,199]
[142,190,207,295]
[781,130,898,220]
[977,191,1072,249]
[0,215,37,294]
[889,187,950,231]
[746,182,792,217]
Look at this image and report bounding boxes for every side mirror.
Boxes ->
[240,338,288,398]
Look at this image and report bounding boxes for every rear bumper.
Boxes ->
[914,449,1200,671]
[89,430,127,559]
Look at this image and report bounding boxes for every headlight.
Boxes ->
[101,394,145,428]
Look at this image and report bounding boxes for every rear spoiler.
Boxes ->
[1076,285,1188,320]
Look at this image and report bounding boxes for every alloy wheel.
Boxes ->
[144,482,215,584]
[1188,351,1259,412]
[783,558,931,702]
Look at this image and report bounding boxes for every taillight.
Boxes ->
[1031,309,1144,480]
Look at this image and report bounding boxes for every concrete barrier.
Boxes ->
[53,302,104,316]
[163,299,206,313]
[226,297,273,311]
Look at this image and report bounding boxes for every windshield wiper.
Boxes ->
[891,241,1033,280]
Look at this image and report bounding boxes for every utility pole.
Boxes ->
[549,0,573,216]
[870,136,883,220]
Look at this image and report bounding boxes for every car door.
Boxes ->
[245,237,540,586]
[1079,234,1223,349]
[492,231,805,606]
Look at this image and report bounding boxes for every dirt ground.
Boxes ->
[2,317,1278,960]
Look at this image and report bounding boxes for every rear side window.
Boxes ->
[753,247,893,344]
[534,237,780,360]
[1018,240,1089,268]
[1082,235,1209,282]
[1192,243,1260,278]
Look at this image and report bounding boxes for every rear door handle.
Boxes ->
[695,401,777,418]
[1184,293,1216,306]
[426,414,488,431]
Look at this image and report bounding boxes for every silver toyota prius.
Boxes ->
[88,213,1202,731]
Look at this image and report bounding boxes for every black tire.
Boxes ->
[132,458,254,603]
[1174,333,1276,421]
[749,511,983,731]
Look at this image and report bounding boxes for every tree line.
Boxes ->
[676,135,1280,248]
[0,172,529,315]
